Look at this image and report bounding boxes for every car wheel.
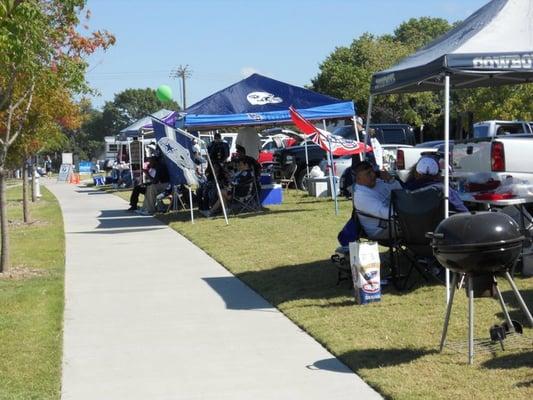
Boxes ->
[297,168,309,191]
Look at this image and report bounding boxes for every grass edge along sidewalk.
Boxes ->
[0,185,65,400]
[108,188,533,400]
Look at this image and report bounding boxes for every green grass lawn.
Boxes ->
[0,186,64,400]
[120,189,533,400]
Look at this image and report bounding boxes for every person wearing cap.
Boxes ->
[406,156,468,213]
[352,160,402,239]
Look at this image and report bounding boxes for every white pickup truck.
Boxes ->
[452,134,533,191]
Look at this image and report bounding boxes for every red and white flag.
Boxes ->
[289,106,371,156]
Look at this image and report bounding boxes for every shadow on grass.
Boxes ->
[339,348,437,371]
[157,207,311,224]
[496,288,533,322]
[481,351,533,369]
[202,276,275,311]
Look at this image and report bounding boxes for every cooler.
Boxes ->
[260,173,272,185]
[260,184,282,205]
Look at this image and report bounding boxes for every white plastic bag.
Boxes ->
[349,241,381,304]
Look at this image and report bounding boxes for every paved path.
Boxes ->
[44,181,381,400]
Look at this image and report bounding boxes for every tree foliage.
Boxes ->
[311,17,532,136]
[311,18,453,129]
[100,88,181,138]
[0,0,114,272]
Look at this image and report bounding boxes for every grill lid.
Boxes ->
[432,211,522,249]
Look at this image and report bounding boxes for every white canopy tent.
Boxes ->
[368,0,533,301]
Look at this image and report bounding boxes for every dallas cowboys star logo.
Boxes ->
[164,142,175,153]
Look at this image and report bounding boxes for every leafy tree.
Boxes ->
[99,88,181,138]
[0,0,114,272]
[311,18,454,133]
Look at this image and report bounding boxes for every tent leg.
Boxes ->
[444,74,451,304]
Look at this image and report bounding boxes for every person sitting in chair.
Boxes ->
[405,156,468,213]
[201,158,252,217]
[353,160,402,240]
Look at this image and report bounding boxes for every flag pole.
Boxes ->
[153,117,229,225]
[323,120,338,216]
[200,141,229,225]
[174,127,229,224]
[352,117,363,162]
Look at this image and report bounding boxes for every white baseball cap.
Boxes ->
[416,157,439,176]
[355,116,364,126]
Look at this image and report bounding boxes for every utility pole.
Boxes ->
[170,65,192,109]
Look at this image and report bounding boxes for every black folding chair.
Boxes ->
[389,186,446,290]
[230,172,262,215]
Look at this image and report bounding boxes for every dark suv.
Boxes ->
[272,123,416,189]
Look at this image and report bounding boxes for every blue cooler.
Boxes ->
[260,173,272,185]
[260,184,282,205]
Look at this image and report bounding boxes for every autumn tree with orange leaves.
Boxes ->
[0,0,115,272]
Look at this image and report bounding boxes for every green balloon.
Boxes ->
[156,85,173,102]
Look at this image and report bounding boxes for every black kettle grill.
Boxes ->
[428,211,533,364]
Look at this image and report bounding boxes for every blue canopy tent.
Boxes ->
[118,109,178,140]
[179,73,358,216]
[181,73,356,128]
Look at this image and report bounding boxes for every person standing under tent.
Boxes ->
[207,132,230,165]
[356,117,382,169]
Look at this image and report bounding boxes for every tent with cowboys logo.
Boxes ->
[370,0,533,95]
[180,73,355,128]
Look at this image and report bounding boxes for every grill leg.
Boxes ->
[468,275,474,365]
[439,272,458,352]
[494,276,515,333]
[503,271,533,327]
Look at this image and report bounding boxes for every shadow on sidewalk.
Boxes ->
[202,276,275,311]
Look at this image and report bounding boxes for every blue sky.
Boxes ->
[84,0,488,110]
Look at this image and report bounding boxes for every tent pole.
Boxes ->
[324,120,339,216]
[304,138,310,178]
[127,139,134,186]
[444,74,451,304]
[188,186,194,224]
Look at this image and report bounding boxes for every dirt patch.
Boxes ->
[8,219,48,228]
[0,265,47,280]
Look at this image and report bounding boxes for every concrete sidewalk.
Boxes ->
[45,181,381,400]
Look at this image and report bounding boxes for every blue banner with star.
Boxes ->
[153,119,196,186]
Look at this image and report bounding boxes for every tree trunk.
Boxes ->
[22,162,30,223]
[0,169,9,273]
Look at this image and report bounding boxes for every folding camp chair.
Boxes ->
[230,173,261,214]
[280,163,298,190]
[388,186,446,290]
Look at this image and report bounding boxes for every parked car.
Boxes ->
[472,120,532,138]
[258,128,303,165]
[272,123,416,189]
[452,133,533,186]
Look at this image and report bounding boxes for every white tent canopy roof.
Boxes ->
[371,0,533,94]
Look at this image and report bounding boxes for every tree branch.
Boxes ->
[7,81,35,147]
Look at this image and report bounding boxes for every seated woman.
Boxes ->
[197,163,229,211]
[201,158,252,217]
[404,156,468,213]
